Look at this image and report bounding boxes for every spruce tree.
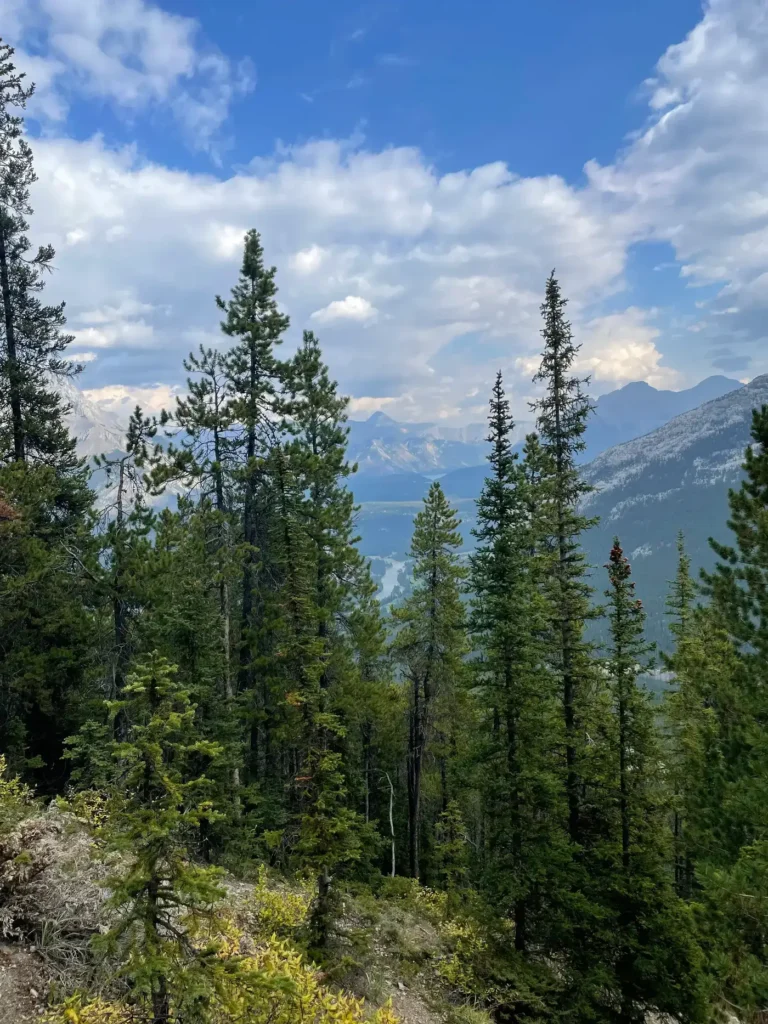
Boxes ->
[695,406,768,1012]
[469,373,560,952]
[160,345,241,798]
[662,533,699,896]
[219,230,289,778]
[0,44,81,479]
[97,652,227,1022]
[532,272,595,842]
[137,501,242,847]
[392,482,468,880]
[279,331,378,943]
[0,463,96,786]
[94,408,160,710]
[585,539,704,1024]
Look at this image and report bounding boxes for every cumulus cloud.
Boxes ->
[83,383,182,417]
[290,245,329,274]
[578,309,681,389]
[588,0,768,374]
[347,395,398,416]
[311,295,378,324]
[15,0,768,423]
[24,131,630,422]
[4,0,254,150]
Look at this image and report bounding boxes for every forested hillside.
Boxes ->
[2,45,768,1024]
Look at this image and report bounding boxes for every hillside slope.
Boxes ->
[580,373,768,644]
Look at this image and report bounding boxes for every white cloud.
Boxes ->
[64,350,98,363]
[72,321,154,349]
[71,295,157,349]
[5,0,254,151]
[578,309,681,389]
[25,0,768,422]
[347,396,398,416]
[290,245,329,274]
[83,383,181,417]
[209,224,249,262]
[19,129,632,422]
[311,295,378,324]
[587,0,768,376]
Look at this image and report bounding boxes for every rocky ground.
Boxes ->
[0,941,48,1022]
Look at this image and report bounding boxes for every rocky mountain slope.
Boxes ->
[579,373,768,644]
[59,376,125,458]
[584,374,741,460]
[348,376,741,500]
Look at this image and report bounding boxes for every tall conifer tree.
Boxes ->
[219,230,289,777]
[470,373,559,952]
[0,43,81,480]
[694,406,768,1011]
[532,272,595,842]
[392,482,467,880]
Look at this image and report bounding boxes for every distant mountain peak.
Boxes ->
[365,410,398,426]
[616,380,656,393]
[56,375,126,458]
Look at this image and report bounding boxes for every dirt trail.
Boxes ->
[0,942,46,1022]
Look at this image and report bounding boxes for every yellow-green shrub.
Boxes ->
[243,865,314,938]
[0,753,35,834]
[379,876,448,921]
[435,917,489,993]
[47,929,400,1024]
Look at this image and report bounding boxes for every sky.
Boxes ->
[5,0,768,424]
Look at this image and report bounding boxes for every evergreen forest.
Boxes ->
[1,44,768,1024]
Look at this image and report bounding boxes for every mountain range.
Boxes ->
[579,373,768,644]
[354,374,762,643]
[61,371,762,644]
[347,375,742,503]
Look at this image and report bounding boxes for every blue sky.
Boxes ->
[6,0,768,423]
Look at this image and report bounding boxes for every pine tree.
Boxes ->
[0,50,96,787]
[0,44,81,480]
[666,532,697,648]
[94,408,160,712]
[279,331,379,944]
[281,332,364,683]
[392,482,468,880]
[532,272,595,842]
[0,462,96,786]
[98,652,226,1023]
[694,406,768,1013]
[470,373,560,952]
[588,539,704,1024]
[663,533,699,896]
[160,345,241,798]
[136,501,242,846]
[219,230,289,778]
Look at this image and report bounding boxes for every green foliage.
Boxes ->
[532,272,597,845]
[0,462,95,786]
[469,374,565,955]
[391,481,469,881]
[679,405,768,1014]
[0,753,36,834]
[95,651,228,1021]
[3,138,768,1024]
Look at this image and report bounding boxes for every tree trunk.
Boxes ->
[0,214,24,463]
[618,674,630,872]
[407,684,423,880]
[506,701,527,952]
[112,459,130,740]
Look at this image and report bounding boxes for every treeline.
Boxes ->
[1,45,768,1024]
